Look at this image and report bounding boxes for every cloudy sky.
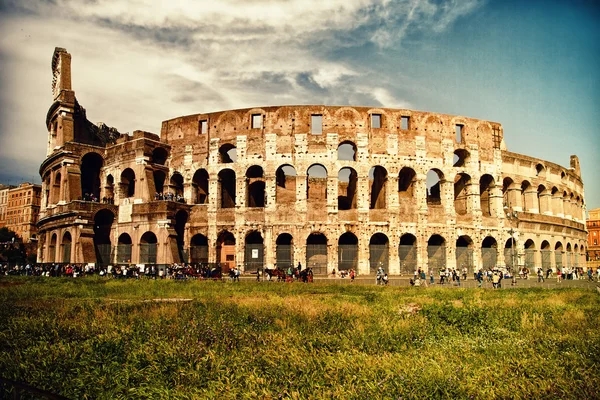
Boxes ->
[0,0,599,209]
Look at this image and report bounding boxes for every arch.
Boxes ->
[120,168,136,198]
[275,165,297,204]
[174,210,188,263]
[479,175,495,217]
[481,236,498,270]
[427,234,446,273]
[245,231,264,271]
[524,239,536,269]
[49,233,57,263]
[306,233,328,274]
[555,241,564,270]
[60,231,72,263]
[94,209,115,266]
[540,240,551,271]
[192,169,209,204]
[398,233,417,275]
[80,152,104,201]
[105,174,115,202]
[535,163,546,178]
[52,172,62,203]
[453,149,470,167]
[218,169,236,208]
[369,166,387,209]
[170,172,184,197]
[216,231,236,270]
[151,147,168,165]
[190,234,209,263]
[337,141,357,161]
[153,170,166,194]
[117,233,132,263]
[276,233,294,268]
[140,231,158,264]
[456,235,474,274]
[398,167,416,198]
[307,164,327,202]
[426,169,444,205]
[246,166,265,208]
[521,180,531,212]
[537,184,549,214]
[504,236,517,272]
[338,167,358,210]
[219,143,237,163]
[369,233,389,272]
[454,173,471,215]
[338,232,358,271]
[566,242,573,268]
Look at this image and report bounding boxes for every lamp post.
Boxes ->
[504,205,519,286]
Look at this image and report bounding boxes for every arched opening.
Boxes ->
[219,144,237,163]
[52,172,62,203]
[398,167,416,199]
[502,177,519,209]
[190,234,209,263]
[541,240,551,271]
[117,233,132,263]
[175,210,188,263]
[337,141,357,161]
[524,239,536,269]
[454,173,471,215]
[170,173,184,198]
[369,233,389,273]
[218,169,236,208]
[535,163,545,178]
[61,232,72,263]
[275,165,297,204]
[120,168,136,198]
[246,166,265,207]
[153,170,166,195]
[369,166,387,209]
[521,181,531,212]
[573,244,580,268]
[555,242,564,270]
[338,167,358,210]
[481,236,498,270]
[338,232,358,271]
[399,233,417,275]
[538,185,549,214]
[276,233,293,269]
[105,175,115,203]
[453,149,470,167]
[480,175,495,217]
[245,231,264,271]
[151,147,168,165]
[140,232,158,264]
[456,235,474,274]
[427,235,446,273]
[49,234,57,262]
[306,233,328,275]
[94,209,114,266]
[192,169,209,204]
[307,164,327,202]
[426,169,443,206]
[43,174,50,207]
[216,231,236,270]
[80,152,103,201]
[566,243,573,268]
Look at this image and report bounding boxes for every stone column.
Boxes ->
[265,174,276,210]
[552,193,564,217]
[295,174,307,213]
[524,188,538,213]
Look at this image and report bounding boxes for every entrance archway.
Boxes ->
[140,232,158,264]
[306,233,327,274]
[244,231,264,271]
[94,209,114,266]
[338,232,358,271]
[216,231,236,271]
[369,233,389,273]
[276,233,293,268]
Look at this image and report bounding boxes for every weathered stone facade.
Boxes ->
[37,48,588,274]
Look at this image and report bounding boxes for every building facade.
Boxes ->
[0,184,15,228]
[37,48,588,274]
[586,208,600,264]
[5,183,42,242]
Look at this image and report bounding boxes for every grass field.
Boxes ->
[0,277,598,399]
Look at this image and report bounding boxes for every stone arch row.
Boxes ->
[502,176,585,221]
[516,237,587,271]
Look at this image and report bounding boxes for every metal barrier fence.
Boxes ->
[369,245,389,274]
[398,245,417,275]
[338,244,358,271]
[306,244,327,275]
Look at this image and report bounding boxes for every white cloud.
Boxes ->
[0,0,484,181]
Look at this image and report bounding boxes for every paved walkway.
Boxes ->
[244,275,599,289]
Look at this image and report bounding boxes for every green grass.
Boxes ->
[0,277,598,399]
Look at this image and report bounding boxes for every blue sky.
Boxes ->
[0,0,598,209]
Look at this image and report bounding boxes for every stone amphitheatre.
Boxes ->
[37,48,587,276]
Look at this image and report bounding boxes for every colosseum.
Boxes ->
[37,47,588,276]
